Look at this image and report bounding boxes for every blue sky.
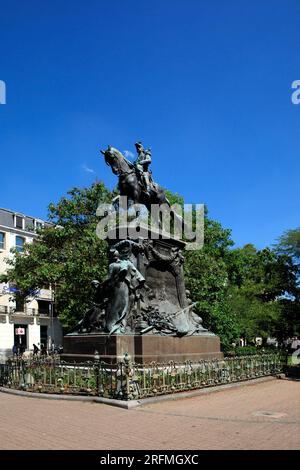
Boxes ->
[0,0,299,248]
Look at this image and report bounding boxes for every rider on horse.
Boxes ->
[134,141,154,196]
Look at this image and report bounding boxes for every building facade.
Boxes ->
[0,208,63,360]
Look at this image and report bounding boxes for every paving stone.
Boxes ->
[0,379,299,450]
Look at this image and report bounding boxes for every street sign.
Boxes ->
[15,327,25,335]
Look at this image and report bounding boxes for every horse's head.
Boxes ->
[100,146,119,175]
[100,146,130,176]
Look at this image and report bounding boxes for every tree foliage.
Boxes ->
[226,245,300,342]
[1,183,113,330]
[274,227,300,266]
[184,213,240,349]
[1,183,299,347]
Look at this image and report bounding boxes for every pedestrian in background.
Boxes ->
[12,344,18,357]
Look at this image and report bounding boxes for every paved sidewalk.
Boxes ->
[0,378,299,450]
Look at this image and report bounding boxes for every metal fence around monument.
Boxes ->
[0,353,284,400]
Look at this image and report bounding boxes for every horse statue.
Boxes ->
[100,145,171,211]
[100,144,187,238]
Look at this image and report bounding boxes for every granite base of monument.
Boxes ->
[62,334,223,364]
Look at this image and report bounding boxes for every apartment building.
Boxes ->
[0,208,63,360]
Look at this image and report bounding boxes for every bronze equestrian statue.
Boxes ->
[100,142,174,214]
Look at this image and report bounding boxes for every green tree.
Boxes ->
[7,183,296,348]
[1,182,113,330]
[275,227,300,265]
[184,211,240,349]
[226,246,300,343]
[160,193,240,348]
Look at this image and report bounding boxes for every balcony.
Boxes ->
[0,305,14,314]
[0,305,49,317]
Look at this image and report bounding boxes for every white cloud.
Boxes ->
[123,150,135,160]
[82,164,95,174]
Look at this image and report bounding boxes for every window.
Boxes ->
[38,300,51,315]
[15,295,24,312]
[15,215,23,229]
[0,232,4,250]
[15,236,25,253]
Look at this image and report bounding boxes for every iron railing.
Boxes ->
[0,353,284,400]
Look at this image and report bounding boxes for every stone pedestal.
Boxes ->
[62,333,223,364]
